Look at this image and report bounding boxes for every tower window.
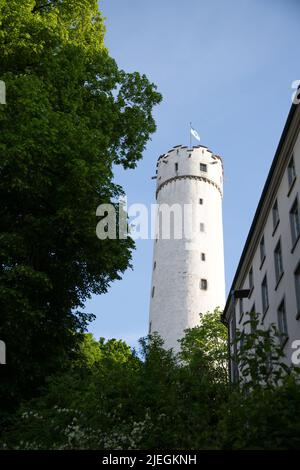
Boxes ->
[153,261,156,270]
[200,163,207,172]
[175,162,178,172]
[151,286,155,298]
[200,223,205,232]
[199,198,203,205]
[200,279,208,290]
[201,253,206,261]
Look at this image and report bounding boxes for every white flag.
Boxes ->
[190,127,200,142]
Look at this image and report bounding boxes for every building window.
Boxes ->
[149,321,152,334]
[200,223,205,232]
[294,262,300,319]
[261,275,269,316]
[277,298,288,345]
[201,252,206,261]
[239,329,245,351]
[151,286,155,298]
[260,235,266,265]
[229,316,235,345]
[200,279,208,290]
[153,261,156,270]
[200,163,207,172]
[290,197,300,246]
[287,155,296,187]
[274,240,284,285]
[239,298,243,322]
[175,162,178,172]
[199,198,203,205]
[272,199,279,230]
[249,267,254,292]
[250,303,256,333]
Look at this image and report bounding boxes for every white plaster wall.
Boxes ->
[149,145,226,351]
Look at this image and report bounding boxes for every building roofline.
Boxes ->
[222,100,299,323]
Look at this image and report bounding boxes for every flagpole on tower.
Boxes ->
[189,122,192,148]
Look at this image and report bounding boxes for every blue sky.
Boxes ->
[85,0,300,346]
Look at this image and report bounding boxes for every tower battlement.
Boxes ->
[155,145,224,198]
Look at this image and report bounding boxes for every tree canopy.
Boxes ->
[0,0,161,409]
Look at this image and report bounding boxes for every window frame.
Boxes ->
[277,297,288,346]
[290,195,300,250]
[274,239,284,288]
[248,267,254,296]
[272,199,280,235]
[287,155,296,188]
[294,260,300,319]
[259,235,266,268]
[261,274,269,317]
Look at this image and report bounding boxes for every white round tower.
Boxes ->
[149,144,225,351]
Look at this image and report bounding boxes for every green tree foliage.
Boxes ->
[1,312,300,450]
[0,313,227,450]
[218,311,300,449]
[179,308,228,384]
[235,312,293,389]
[0,0,161,409]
